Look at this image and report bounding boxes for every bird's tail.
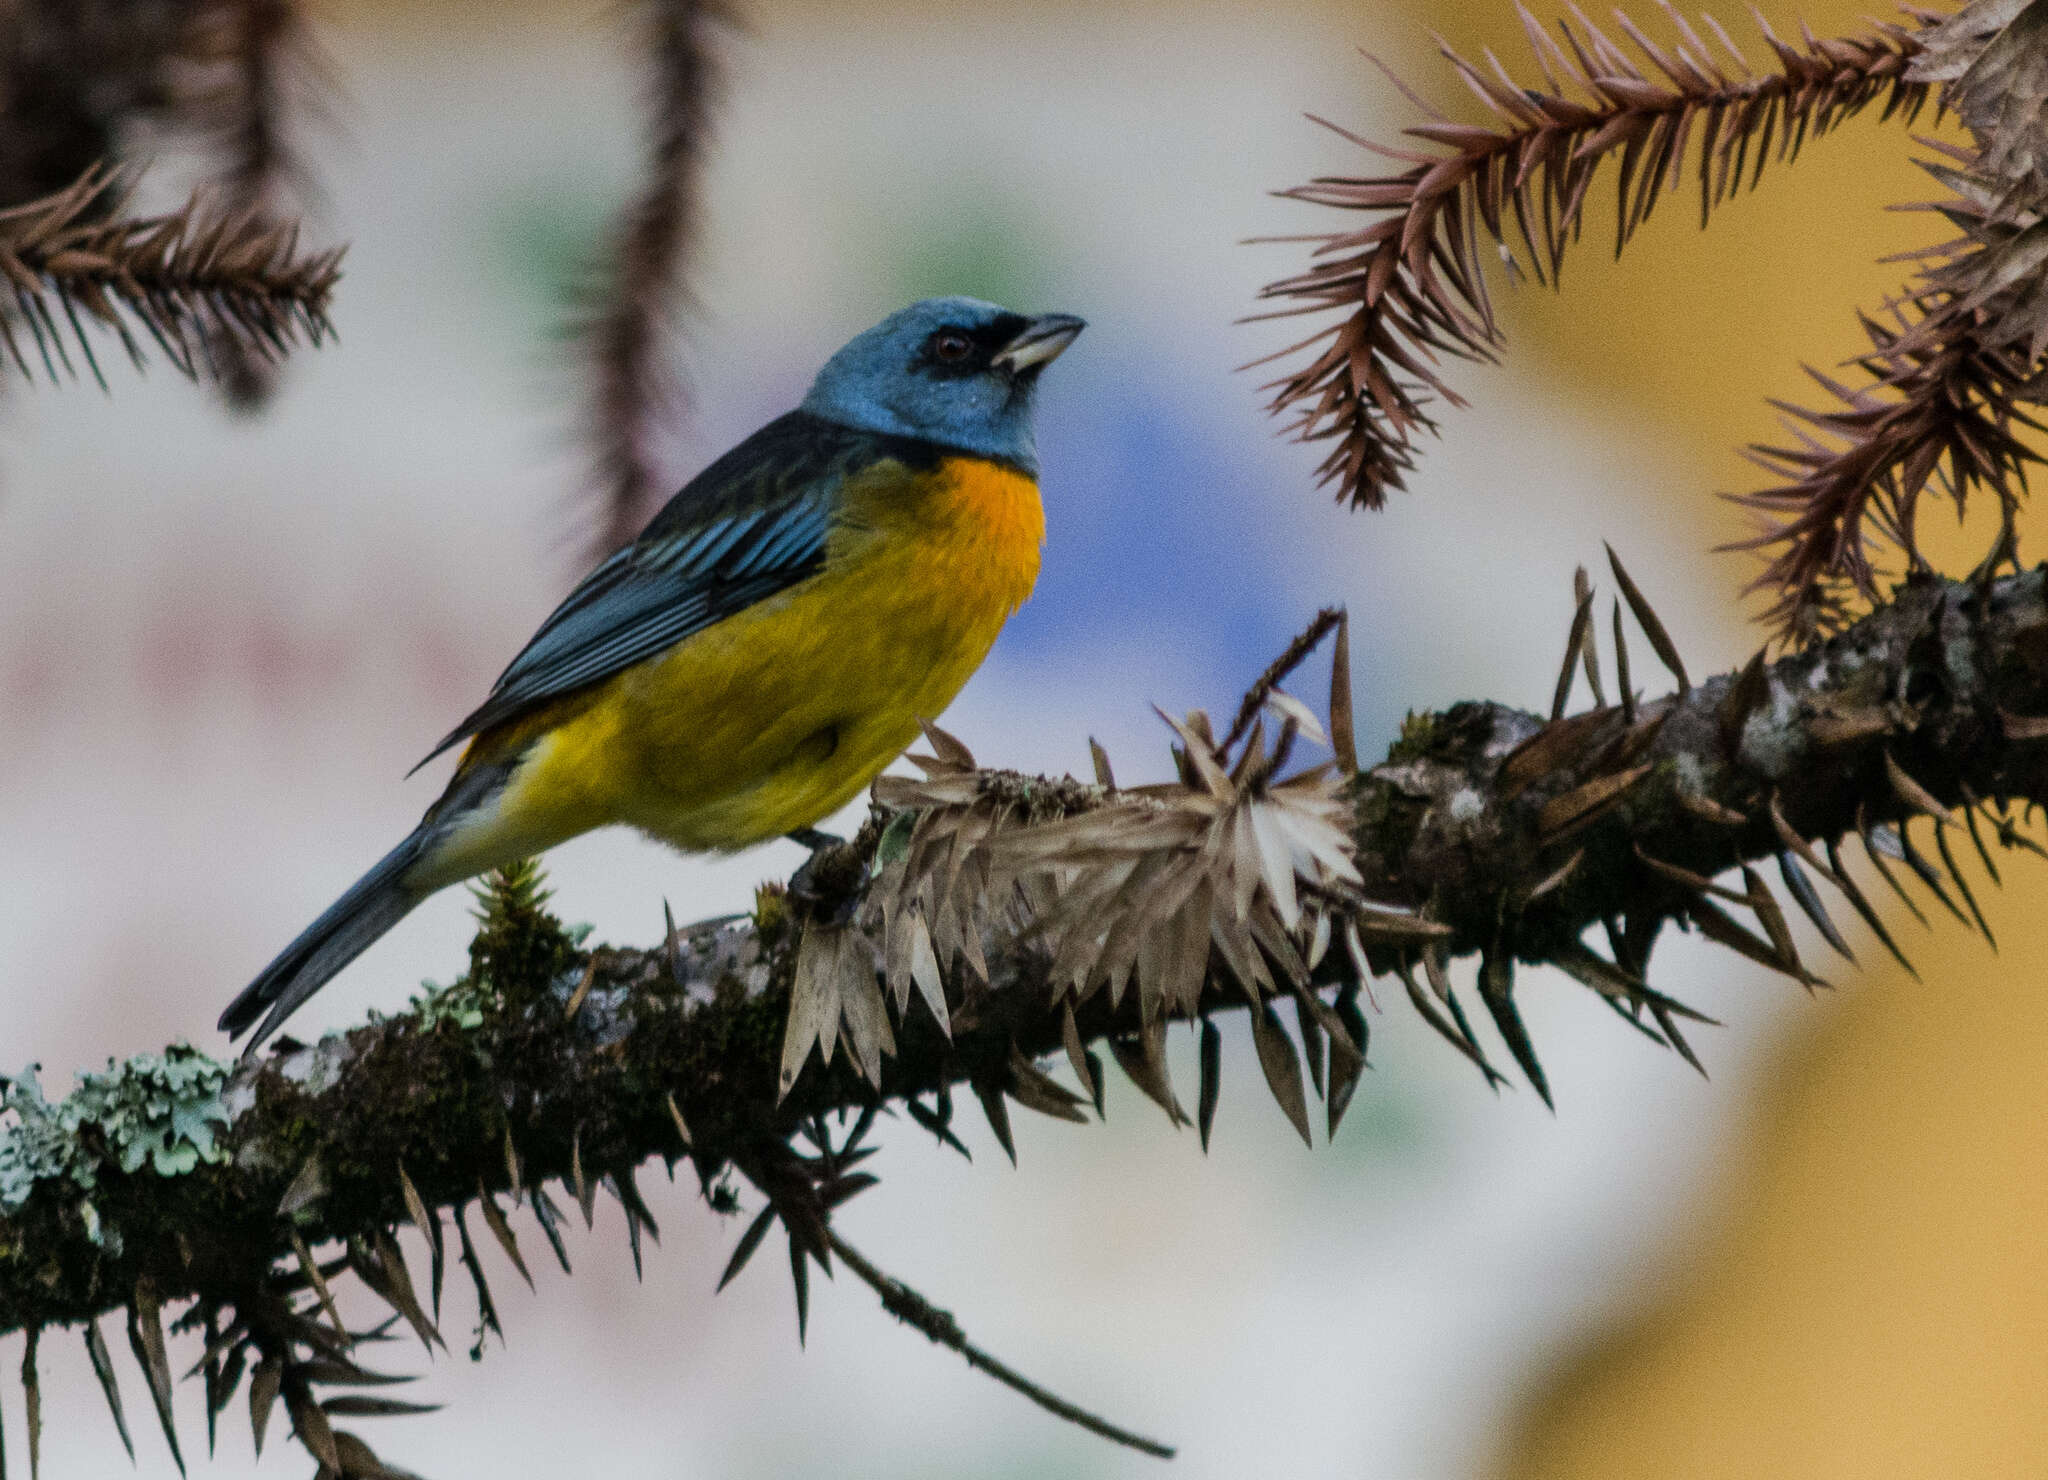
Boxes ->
[219,828,431,1051]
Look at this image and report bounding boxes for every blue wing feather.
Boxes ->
[414,410,924,769]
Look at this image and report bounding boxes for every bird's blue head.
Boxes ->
[801,297,1084,475]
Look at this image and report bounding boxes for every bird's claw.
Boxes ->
[787,828,866,923]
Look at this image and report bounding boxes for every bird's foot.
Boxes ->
[787,828,866,924]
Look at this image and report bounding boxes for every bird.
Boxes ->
[219,296,1083,1050]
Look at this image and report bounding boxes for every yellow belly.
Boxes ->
[418,455,1041,883]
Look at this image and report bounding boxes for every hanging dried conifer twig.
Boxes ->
[0,163,341,389]
[1727,0,2048,638]
[183,0,323,409]
[581,0,724,559]
[1254,6,1928,511]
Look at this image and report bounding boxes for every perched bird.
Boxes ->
[220,297,1083,1049]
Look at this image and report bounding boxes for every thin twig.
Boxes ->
[1218,606,1342,756]
[823,1229,1176,1460]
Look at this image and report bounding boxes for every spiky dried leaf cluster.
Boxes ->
[580,0,725,559]
[0,164,339,389]
[1255,4,1928,511]
[772,613,1445,1151]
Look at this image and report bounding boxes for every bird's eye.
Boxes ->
[932,330,973,364]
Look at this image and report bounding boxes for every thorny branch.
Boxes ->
[8,562,2048,1472]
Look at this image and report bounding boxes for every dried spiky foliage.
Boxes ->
[580,0,724,559]
[1724,1,2048,637]
[0,164,339,389]
[1719,174,2041,637]
[1255,5,1929,511]
[768,612,1439,1144]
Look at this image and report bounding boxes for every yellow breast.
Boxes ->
[424,454,1042,879]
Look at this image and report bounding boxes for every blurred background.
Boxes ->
[1,0,2042,1475]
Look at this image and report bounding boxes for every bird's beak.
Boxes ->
[992,313,1085,375]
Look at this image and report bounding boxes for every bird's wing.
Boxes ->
[416,410,883,769]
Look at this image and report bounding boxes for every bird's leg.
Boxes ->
[787,827,865,923]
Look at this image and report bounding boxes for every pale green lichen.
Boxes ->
[410,977,492,1031]
[0,1044,231,1247]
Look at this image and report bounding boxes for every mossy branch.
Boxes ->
[6,564,2048,1470]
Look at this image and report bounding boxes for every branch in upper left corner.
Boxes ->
[0,164,342,390]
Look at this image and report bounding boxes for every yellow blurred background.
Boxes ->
[0,1,2036,1476]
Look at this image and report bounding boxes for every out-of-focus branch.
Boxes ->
[187,0,322,410]
[0,164,340,388]
[1255,7,1927,511]
[581,0,723,558]
[6,565,2048,1472]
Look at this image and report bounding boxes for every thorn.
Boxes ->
[1777,851,1856,963]
[718,1204,778,1292]
[1478,951,1551,1110]
[1958,786,2002,885]
[1331,608,1358,774]
[1611,599,1636,724]
[1552,584,1596,721]
[1525,847,1585,904]
[1088,737,1116,789]
[1859,804,1932,929]
[563,958,599,1021]
[1824,837,1920,979]
[1933,822,1997,950]
[1060,1000,1098,1114]
[1718,647,1769,756]
[973,1080,1018,1165]
[663,898,685,981]
[82,1319,133,1462]
[571,1130,594,1227]
[290,1230,347,1344]
[1606,543,1689,694]
[1677,791,1747,827]
[476,1182,534,1291]
[126,1280,182,1475]
[1894,819,1972,928]
[1688,893,1812,986]
[1196,1019,1212,1154]
[531,1185,574,1275]
[1741,865,1820,989]
[1573,566,1606,706]
[1249,1003,1314,1148]
[1397,959,1504,1088]
[1327,986,1370,1139]
[1884,750,1954,827]
[789,1234,811,1345]
[20,1327,37,1480]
